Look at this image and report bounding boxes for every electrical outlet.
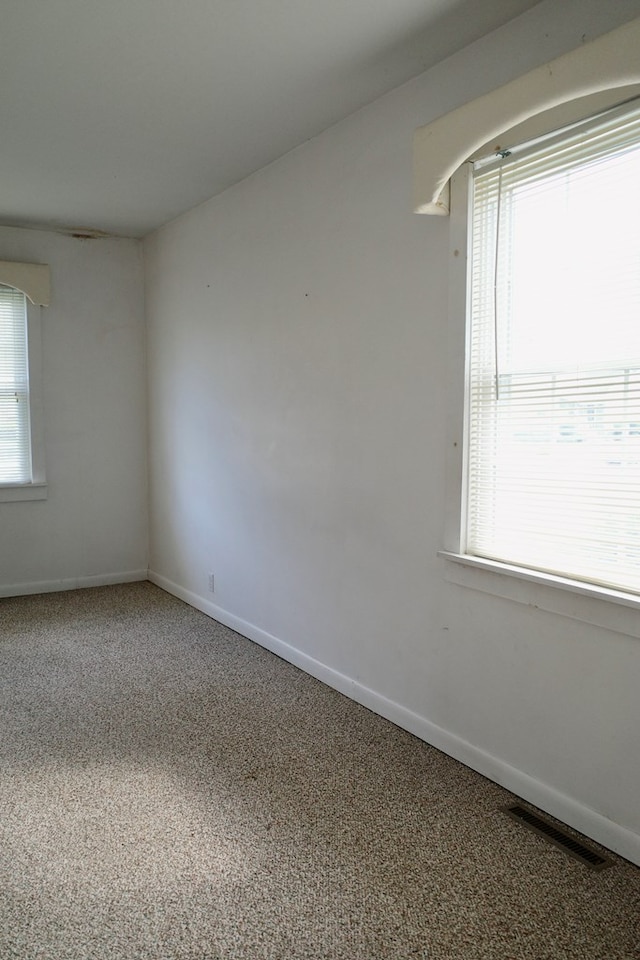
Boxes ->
[208,572,215,593]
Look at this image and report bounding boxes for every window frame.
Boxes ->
[442,133,640,636]
[0,292,47,503]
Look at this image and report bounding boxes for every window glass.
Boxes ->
[0,285,32,484]
[466,101,640,595]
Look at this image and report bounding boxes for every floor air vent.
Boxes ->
[504,804,613,870]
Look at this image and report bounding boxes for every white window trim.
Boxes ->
[0,298,47,503]
[443,160,640,637]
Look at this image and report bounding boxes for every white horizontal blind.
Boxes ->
[467,102,640,595]
[0,286,32,484]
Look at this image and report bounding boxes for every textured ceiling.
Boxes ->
[0,0,541,237]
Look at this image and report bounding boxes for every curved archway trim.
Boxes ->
[414,16,640,215]
[0,261,50,306]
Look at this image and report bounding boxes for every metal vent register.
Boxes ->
[504,805,613,870]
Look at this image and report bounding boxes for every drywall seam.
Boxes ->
[148,569,640,868]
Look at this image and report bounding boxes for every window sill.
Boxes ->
[0,483,48,503]
[438,551,640,639]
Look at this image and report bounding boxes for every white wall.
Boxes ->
[0,225,147,594]
[144,0,640,864]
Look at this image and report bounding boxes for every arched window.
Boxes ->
[414,15,640,623]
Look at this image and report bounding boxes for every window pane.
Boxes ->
[467,103,640,595]
[0,286,32,483]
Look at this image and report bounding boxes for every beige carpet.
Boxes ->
[0,582,638,959]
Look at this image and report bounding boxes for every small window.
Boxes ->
[0,283,46,502]
[462,100,640,597]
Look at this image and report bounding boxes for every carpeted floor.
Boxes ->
[0,582,638,960]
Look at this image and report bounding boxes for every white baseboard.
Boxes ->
[149,569,640,867]
[0,569,148,599]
